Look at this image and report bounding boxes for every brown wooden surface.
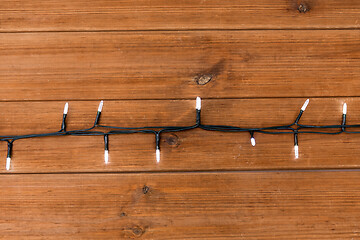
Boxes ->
[1,171,360,239]
[1,30,359,101]
[1,0,360,238]
[1,98,360,173]
[0,0,359,32]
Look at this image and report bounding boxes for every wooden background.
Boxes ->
[0,0,360,239]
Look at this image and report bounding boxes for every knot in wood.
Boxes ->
[298,3,309,13]
[142,185,150,194]
[195,74,212,85]
[132,226,144,237]
[165,133,180,147]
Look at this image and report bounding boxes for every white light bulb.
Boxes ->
[301,99,310,111]
[343,103,347,115]
[98,100,104,112]
[104,150,109,164]
[251,137,256,146]
[294,145,299,159]
[156,149,160,163]
[63,102,69,115]
[6,157,11,171]
[196,97,201,110]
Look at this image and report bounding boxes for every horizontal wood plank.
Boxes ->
[0,0,359,31]
[1,98,360,173]
[0,171,360,239]
[0,30,359,100]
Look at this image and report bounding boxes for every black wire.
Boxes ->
[0,102,356,156]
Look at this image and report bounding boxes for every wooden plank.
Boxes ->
[0,0,359,32]
[0,171,360,239]
[1,98,360,173]
[0,30,359,101]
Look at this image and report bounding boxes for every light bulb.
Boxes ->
[156,149,160,163]
[294,145,299,159]
[98,100,104,112]
[63,102,69,115]
[6,157,11,171]
[343,103,347,115]
[251,137,256,146]
[301,99,310,111]
[196,97,201,110]
[94,100,104,125]
[104,150,109,164]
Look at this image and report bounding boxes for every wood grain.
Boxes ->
[1,30,359,101]
[0,0,359,32]
[2,0,359,238]
[1,98,360,173]
[1,171,360,239]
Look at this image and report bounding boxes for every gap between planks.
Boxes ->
[1,96,360,103]
[0,28,360,34]
[2,168,360,176]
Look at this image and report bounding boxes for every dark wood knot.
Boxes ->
[119,212,127,217]
[194,74,212,85]
[142,185,150,194]
[132,226,145,237]
[164,133,180,147]
[298,3,309,13]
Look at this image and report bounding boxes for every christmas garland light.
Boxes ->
[0,98,354,170]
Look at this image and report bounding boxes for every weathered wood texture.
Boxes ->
[2,0,360,238]
[1,30,359,101]
[0,0,359,32]
[1,172,360,239]
[1,98,360,173]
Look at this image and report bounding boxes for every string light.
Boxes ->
[301,99,310,111]
[95,100,103,125]
[292,99,309,159]
[342,103,347,132]
[251,137,256,147]
[196,96,201,110]
[294,133,299,159]
[6,141,13,171]
[60,102,69,131]
[5,157,10,171]
[155,133,160,163]
[343,103,347,115]
[250,131,256,147]
[104,134,109,164]
[1,97,357,171]
[64,102,69,115]
[294,99,309,124]
[156,148,160,163]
